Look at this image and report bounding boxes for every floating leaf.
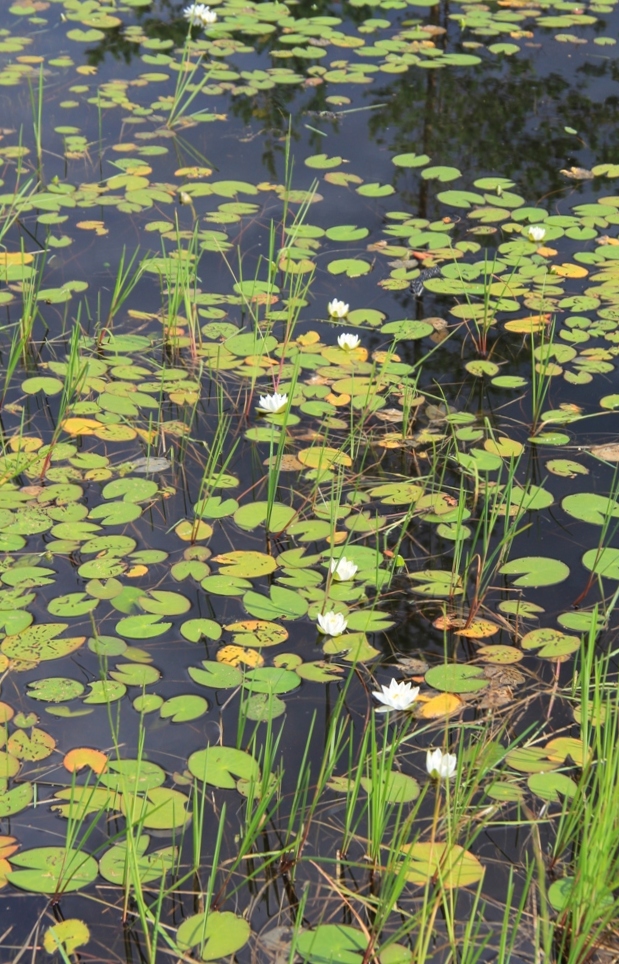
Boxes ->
[244,692,286,721]
[562,493,619,525]
[213,551,277,578]
[527,771,578,802]
[180,619,221,643]
[401,842,484,888]
[99,835,176,886]
[297,925,368,964]
[115,615,172,639]
[521,628,579,660]
[418,693,464,718]
[44,920,90,956]
[189,661,243,689]
[63,748,108,774]
[425,664,488,693]
[360,771,420,803]
[582,547,619,580]
[187,746,260,790]
[27,678,84,702]
[9,847,98,894]
[224,620,288,648]
[7,728,55,761]
[243,667,301,694]
[499,557,570,587]
[176,911,251,960]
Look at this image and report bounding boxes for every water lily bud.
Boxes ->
[328,299,349,319]
[527,225,546,243]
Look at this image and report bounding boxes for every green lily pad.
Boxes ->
[243,586,308,620]
[242,667,301,694]
[8,847,98,894]
[189,661,243,689]
[99,835,176,886]
[520,628,579,660]
[102,478,158,502]
[115,615,172,639]
[26,678,85,702]
[527,771,578,802]
[359,771,420,803]
[47,593,99,618]
[244,692,287,721]
[425,664,489,693]
[121,787,190,830]
[187,746,260,789]
[297,925,368,964]
[499,557,570,587]
[562,493,619,525]
[176,911,251,960]
[160,694,208,722]
[109,663,161,687]
[582,547,619,580]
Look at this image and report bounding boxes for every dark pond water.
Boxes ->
[0,0,619,961]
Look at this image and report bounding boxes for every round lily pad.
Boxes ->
[425,664,489,693]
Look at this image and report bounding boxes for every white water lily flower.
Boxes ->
[316,611,348,636]
[256,392,288,414]
[372,679,420,713]
[426,748,458,780]
[328,299,349,319]
[337,333,360,351]
[183,2,217,26]
[330,556,358,582]
[527,225,546,243]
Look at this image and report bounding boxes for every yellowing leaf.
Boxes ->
[61,417,101,436]
[456,619,500,639]
[63,747,108,774]
[76,64,97,75]
[418,693,464,718]
[326,531,348,545]
[483,437,524,458]
[325,392,351,406]
[298,446,352,469]
[175,520,213,541]
[0,703,14,723]
[175,166,213,178]
[44,920,90,955]
[0,836,18,860]
[76,221,108,236]
[0,858,12,889]
[216,645,263,668]
[8,436,42,453]
[0,252,34,266]
[551,263,588,278]
[402,841,484,888]
[504,314,551,333]
[297,331,320,346]
[126,565,148,578]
